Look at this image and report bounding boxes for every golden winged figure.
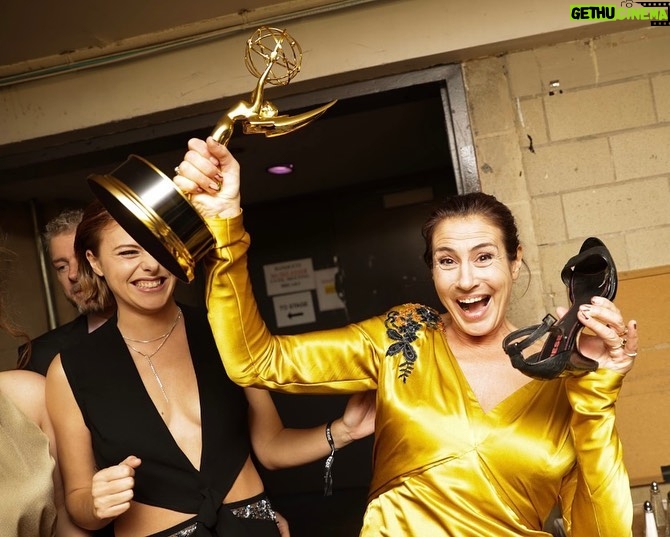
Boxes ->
[211,26,336,145]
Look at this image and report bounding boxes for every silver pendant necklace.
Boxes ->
[122,308,182,403]
[122,322,179,344]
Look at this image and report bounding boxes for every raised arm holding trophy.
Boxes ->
[88,26,336,282]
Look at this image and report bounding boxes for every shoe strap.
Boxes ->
[502,314,556,358]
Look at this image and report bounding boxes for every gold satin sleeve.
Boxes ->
[561,369,633,537]
[204,213,379,393]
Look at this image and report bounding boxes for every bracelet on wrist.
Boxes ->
[324,420,338,496]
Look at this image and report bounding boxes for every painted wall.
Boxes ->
[0,0,641,145]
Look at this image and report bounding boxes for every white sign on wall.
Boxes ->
[263,258,315,296]
[315,267,346,311]
[273,291,316,327]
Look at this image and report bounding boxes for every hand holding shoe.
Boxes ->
[569,296,638,375]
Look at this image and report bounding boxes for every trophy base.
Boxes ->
[87,155,214,282]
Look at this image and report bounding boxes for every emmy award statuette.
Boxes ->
[88,27,336,282]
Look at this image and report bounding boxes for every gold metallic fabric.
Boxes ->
[0,390,57,536]
[204,214,633,537]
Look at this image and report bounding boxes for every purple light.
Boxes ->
[266,164,294,175]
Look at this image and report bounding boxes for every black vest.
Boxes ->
[61,304,251,518]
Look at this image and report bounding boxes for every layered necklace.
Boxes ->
[122,308,182,403]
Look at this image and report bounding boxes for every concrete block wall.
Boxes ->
[463,25,670,325]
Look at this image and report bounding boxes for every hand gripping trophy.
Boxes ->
[88,27,336,282]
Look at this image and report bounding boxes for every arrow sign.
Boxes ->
[273,291,316,328]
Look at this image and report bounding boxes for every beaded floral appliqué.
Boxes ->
[385,303,443,382]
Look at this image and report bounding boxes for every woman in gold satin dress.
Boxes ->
[174,137,638,537]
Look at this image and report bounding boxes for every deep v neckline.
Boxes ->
[441,332,541,417]
[118,313,206,473]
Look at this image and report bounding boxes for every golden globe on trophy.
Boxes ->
[88,27,336,282]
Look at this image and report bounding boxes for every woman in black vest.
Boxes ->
[46,201,374,537]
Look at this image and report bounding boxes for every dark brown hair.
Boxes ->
[74,201,117,313]
[422,192,521,268]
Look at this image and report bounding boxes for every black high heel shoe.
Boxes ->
[502,237,618,380]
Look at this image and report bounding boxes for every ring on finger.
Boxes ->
[174,165,181,175]
[624,351,638,358]
[617,327,628,337]
[611,338,627,350]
